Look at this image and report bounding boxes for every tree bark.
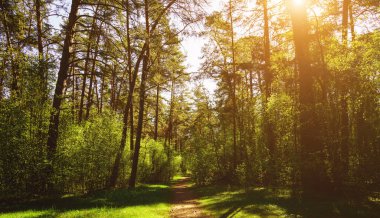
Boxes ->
[85,25,101,120]
[129,0,150,188]
[154,84,160,140]
[349,2,355,41]
[79,5,99,122]
[35,0,46,95]
[342,0,350,45]
[47,0,80,161]
[126,1,134,151]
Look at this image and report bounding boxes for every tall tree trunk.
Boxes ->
[111,65,116,110]
[229,0,238,170]
[35,0,46,97]
[70,65,76,120]
[349,2,355,41]
[100,68,104,113]
[47,0,80,160]
[290,1,326,194]
[262,0,276,185]
[335,0,351,193]
[126,0,134,151]
[0,3,17,96]
[342,0,350,45]
[129,0,150,188]
[85,25,102,120]
[165,78,175,148]
[108,0,177,188]
[154,84,160,140]
[263,0,272,99]
[79,6,99,122]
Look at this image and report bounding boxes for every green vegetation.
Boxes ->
[0,184,171,218]
[193,185,380,218]
[0,0,379,216]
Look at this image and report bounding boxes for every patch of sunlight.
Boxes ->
[200,190,242,204]
[144,184,168,189]
[0,210,55,218]
[172,175,186,181]
[90,197,109,204]
[55,203,170,218]
[369,196,380,203]
[237,204,288,218]
[253,187,265,191]
[61,194,76,198]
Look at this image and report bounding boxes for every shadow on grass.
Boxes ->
[193,185,380,218]
[0,184,171,215]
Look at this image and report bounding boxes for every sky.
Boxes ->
[179,0,226,94]
[180,0,224,72]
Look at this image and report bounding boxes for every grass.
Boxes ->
[192,185,380,218]
[0,184,171,218]
[2,177,378,218]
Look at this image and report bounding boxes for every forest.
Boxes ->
[0,0,379,217]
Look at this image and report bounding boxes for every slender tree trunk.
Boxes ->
[165,78,175,148]
[110,65,117,110]
[349,3,355,41]
[100,69,104,113]
[79,7,99,122]
[154,84,160,140]
[129,0,150,188]
[229,0,238,170]
[335,0,351,193]
[47,0,80,160]
[129,104,134,150]
[108,0,135,188]
[126,0,134,151]
[342,0,350,46]
[1,3,17,96]
[0,73,3,100]
[262,0,276,185]
[109,0,177,188]
[35,0,46,95]
[85,26,101,120]
[263,0,272,99]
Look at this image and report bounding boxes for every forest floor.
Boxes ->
[192,184,380,218]
[0,178,379,218]
[0,184,172,218]
[170,177,212,218]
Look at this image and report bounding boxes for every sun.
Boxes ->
[292,0,304,6]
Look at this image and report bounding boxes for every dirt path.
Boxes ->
[170,177,212,218]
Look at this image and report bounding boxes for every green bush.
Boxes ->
[56,111,124,193]
[138,139,181,183]
[189,146,218,185]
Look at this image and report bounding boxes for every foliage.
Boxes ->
[0,184,171,218]
[138,139,182,183]
[55,111,123,193]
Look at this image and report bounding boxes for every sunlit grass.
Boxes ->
[192,184,380,218]
[0,210,55,218]
[0,184,171,218]
[172,175,187,182]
